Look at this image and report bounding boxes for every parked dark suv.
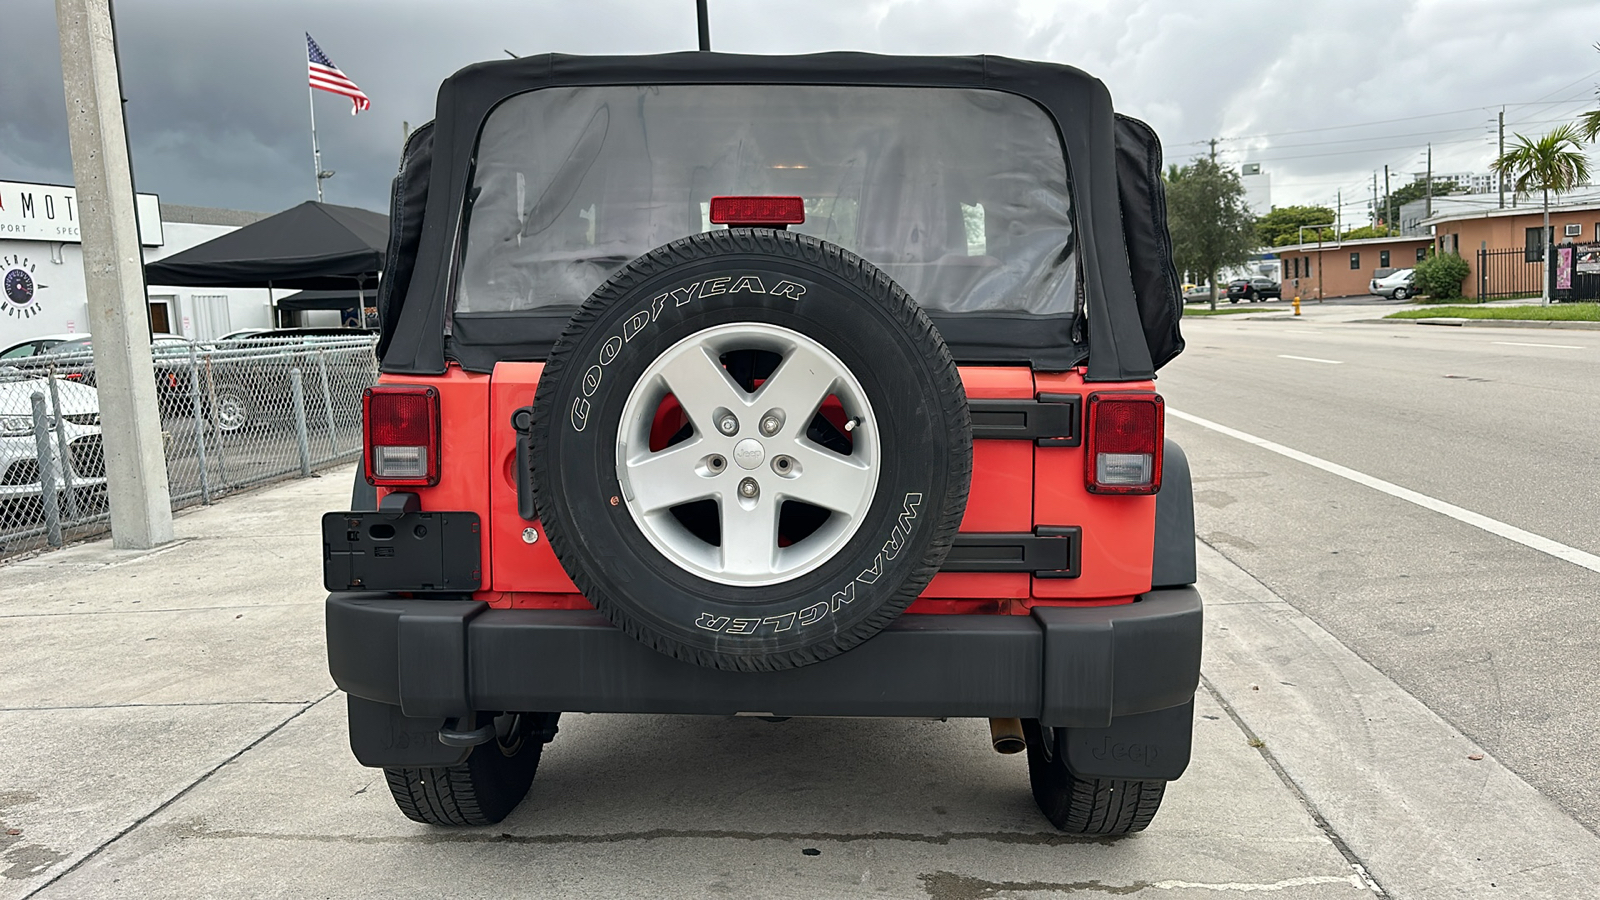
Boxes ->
[1227,276,1281,303]
[323,52,1201,837]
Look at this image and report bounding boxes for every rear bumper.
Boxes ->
[327,587,1202,728]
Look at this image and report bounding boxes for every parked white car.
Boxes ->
[1370,268,1416,300]
[0,371,106,522]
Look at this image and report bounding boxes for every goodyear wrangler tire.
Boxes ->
[529,229,971,672]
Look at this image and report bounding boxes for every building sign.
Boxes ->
[0,181,163,246]
[2,253,46,320]
[1576,243,1600,276]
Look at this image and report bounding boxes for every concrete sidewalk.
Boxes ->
[1,466,1595,898]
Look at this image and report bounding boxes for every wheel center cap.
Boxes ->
[733,438,765,470]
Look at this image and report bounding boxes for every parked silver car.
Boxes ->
[0,371,105,523]
[1371,268,1416,300]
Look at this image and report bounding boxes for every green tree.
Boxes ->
[1413,252,1471,300]
[1165,159,1258,309]
[1492,124,1592,304]
[1256,205,1336,247]
[1341,225,1396,240]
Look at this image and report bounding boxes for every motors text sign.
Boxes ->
[0,181,162,246]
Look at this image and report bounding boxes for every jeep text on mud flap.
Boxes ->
[323,52,1200,835]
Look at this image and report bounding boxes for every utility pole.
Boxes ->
[1336,189,1342,241]
[1425,144,1433,220]
[55,0,174,549]
[1384,165,1392,234]
[1209,138,1218,162]
[1498,107,1506,209]
[697,0,710,51]
[1372,171,1379,229]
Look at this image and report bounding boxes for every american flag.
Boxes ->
[306,33,370,115]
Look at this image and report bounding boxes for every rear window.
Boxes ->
[456,84,1076,318]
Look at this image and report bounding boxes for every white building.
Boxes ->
[1240,163,1271,216]
[1,180,275,347]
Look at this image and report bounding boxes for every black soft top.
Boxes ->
[378,52,1182,382]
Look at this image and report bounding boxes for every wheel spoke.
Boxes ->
[657,345,750,430]
[623,437,711,512]
[781,442,874,514]
[752,343,838,434]
[719,494,779,578]
[614,321,880,587]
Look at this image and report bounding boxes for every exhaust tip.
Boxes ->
[988,717,1026,754]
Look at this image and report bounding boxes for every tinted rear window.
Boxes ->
[456,84,1076,318]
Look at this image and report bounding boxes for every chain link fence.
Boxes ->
[0,335,377,559]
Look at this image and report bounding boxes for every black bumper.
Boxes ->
[327,587,1201,729]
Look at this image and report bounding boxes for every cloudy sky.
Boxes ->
[7,0,1600,224]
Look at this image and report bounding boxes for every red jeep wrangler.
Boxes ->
[325,52,1200,836]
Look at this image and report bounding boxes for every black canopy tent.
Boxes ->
[276,288,377,327]
[144,201,388,324]
[276,289,368,310]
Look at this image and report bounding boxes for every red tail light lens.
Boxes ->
[708,196,806,227]
[1085,392,1164,495]
[363,384,440,486]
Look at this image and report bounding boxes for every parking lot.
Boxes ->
[4,431,1599,898]
[0,337,374,559]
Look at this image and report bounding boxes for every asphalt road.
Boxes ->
[1160,305,1600,834]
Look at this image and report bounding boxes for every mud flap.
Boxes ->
[1061,699,1193,781]
[346,694,471,768]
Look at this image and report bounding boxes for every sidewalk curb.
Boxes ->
[1198,541,1600,898]
[1355,317,1600,331]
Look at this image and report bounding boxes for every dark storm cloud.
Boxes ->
[6,0,1600,217]
[3,0,704,212]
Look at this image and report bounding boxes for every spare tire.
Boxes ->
[529,229,971,672]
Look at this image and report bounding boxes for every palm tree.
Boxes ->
[1492,124,1592,305]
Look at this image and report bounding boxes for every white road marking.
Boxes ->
[1276,354,1343,364]
[1169,408,1600,575]
[1490,341,1585,350]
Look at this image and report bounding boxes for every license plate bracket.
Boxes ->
[322,510,482,592]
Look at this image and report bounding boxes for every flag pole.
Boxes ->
[307,80,323,202]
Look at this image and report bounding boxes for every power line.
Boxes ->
[1227,122,1497,153]
[1220,134,1490,164]
[1198,69,1600,210]
[1176,73,1600,147]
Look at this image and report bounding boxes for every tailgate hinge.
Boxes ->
[942,526,1081,578]
[968,393,1081,446]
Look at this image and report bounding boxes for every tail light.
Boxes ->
[363,384,439,486]
[709,196,806,227]
[1084,392,1163,495]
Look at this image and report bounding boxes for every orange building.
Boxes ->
[1270,235,1435,300]
[1426,201,1600,299]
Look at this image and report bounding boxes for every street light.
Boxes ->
[1297,222,1336,303]
[1297,222,1337,247]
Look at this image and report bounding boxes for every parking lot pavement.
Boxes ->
[2,465,1595,898]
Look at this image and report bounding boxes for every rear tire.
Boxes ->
[383,712,558,826]
[1392,286,1410,300]
[1022,719,1166,836]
